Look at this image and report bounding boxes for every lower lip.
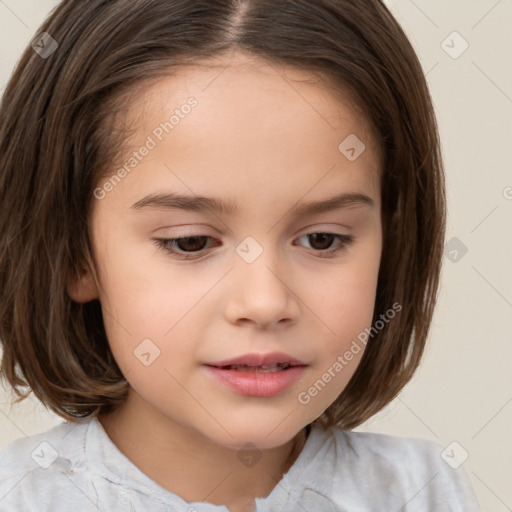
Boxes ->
[203,365,307,397]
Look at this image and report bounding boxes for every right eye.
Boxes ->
[153,236,219,259]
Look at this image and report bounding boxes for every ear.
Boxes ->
[66,266,100,303]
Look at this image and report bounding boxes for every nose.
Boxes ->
[223,244,300,328]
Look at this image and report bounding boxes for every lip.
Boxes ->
[204,351,306,367]
[203,365,307,397]
[203,351,308,397]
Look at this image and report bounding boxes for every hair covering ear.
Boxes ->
[66,266,100,303]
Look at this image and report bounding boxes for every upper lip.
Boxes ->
[204,351,307,367]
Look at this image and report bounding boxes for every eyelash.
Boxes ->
[153,232,354,260]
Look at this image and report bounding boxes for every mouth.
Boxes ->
[206,362,298,373]
[204,351,306,369]
[202,352,308,396]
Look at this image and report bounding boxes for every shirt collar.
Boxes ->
[85,417,341,511]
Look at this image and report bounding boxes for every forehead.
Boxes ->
[122,52,379,148]
[98,51,382,211]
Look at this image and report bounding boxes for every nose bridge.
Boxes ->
[225,234,298,326]
[236,234,287,296]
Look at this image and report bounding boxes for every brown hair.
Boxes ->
[0,0,445,429]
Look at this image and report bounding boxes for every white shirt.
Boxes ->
[0,417,481,511]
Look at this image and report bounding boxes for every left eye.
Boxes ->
[296,233,353,254]
[153,232,354,260]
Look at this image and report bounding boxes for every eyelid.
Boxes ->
[155,223,353,238]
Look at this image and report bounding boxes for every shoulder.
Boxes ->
[0,419,88,476]
[332,426,444,464]
[0,419,96,511]
[307,426,481,511]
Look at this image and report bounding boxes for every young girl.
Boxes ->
[0,1,481,511]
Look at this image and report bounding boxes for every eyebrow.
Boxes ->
[130,191,374,217]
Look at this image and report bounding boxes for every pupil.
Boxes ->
[178,236,208,252]
[310,233,333,250]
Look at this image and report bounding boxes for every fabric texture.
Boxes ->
[0,417,481,511]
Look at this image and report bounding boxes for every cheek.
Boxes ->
[308,277,375,386]
[309,254,380,342]
[94,236,193,331]
[295,251,380,416]
[94,251,215,379]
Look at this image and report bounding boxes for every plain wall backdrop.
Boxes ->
[0,1,511,511]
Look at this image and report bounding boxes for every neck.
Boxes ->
[98,390,308,512]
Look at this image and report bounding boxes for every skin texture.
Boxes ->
[68,51,383,512]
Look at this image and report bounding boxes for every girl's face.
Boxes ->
[79,53,382,450]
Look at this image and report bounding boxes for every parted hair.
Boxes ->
[0,0,445,429]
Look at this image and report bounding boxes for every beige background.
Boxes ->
[0,1,511,510]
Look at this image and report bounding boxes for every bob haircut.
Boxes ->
[0,0,445,430]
